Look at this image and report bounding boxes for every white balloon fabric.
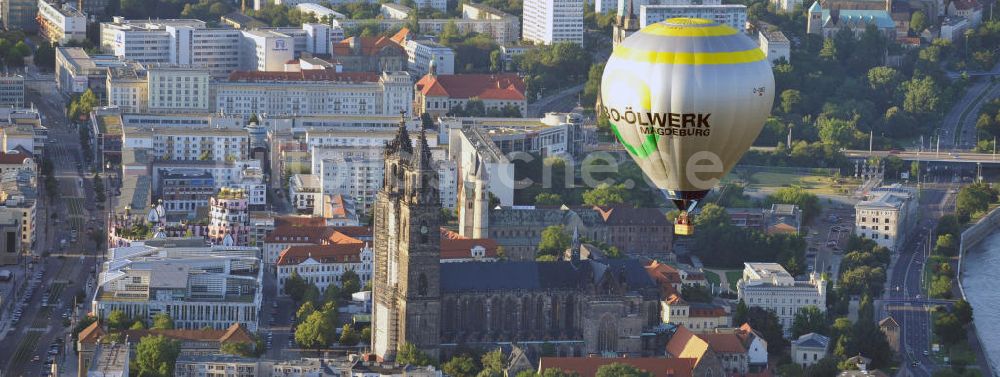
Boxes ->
[600,18,775,208]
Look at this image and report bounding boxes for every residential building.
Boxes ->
[0,108,47,157]
[122,126,249,162]
[296,3,346,20]
[276,238,373,295]
[2,0,37,31]
[415,0,446,11]
[538,357,703,377]
[0,151,35,177]
[595,0,616,13]
[0,75,24,108]
[36,0,87,44]
[854,185,917,252]
[87,342,129,377]
[303,23,335,54]
[158,170,216,217]
[208,188,250,246]
[947,0,982,27]
[807,2,896,38]
[791,332,830,367]
[0,209,22,265]
[106,66,148,112]
[640,4,748,31]
[146,65,212,113]
[317,193,361,226]
[449,126,515,207]
[330,36,406,72]
[461,3,521,40]
[759,28,791,65]
[290,174,322,214]
[175,356,445,377]
[415,73,526,117]
[92,241,263,331]
[240,30,295,71]
[262,221,369,265]
[337,15,520,45]
[175,355,259,377]
[772,0,802,12]
[404,39,456,77]
[737,262,827,334]
[440,113,586,157]
[879,316,900,354]
[726,208,765,232]
[91,109,124,167]
[614,0,722,17]
[522,0,585,45]
[660,294,731,331]
[78,321,255,377]
[316,153,456,213]
[381,2,411,19]
[940,16,969,42]
[215,70,413,116]
[55,47,129,97]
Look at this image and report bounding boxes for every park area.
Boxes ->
[726,166,860,197]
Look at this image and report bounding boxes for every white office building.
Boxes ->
[854,185,917,252]
[93,241,263,331]
[240,30,295,72]
[295,3,346,20]
[737,263,827,335]
[37,0,87,44]
[276,242,373,296]
[147,66,211,113]
[640,3,748,31]
[758,28,791,65]
[523,0,585,45]
[216,71,412,116]
[123,127,250,162]
[404,39,456,76]
[0,75,24,108]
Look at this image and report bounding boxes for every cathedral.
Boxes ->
[371,121,664,361]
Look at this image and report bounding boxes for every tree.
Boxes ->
[481,349,505,375]
[339,324,360,346]
[537,225,570,258]
[396,342,434,366]
[743,307,787,354]
[130,320,146,330]
[135,335,181,377]
[341,269,362,298]
[297,301,316,320]
[442,354,479,377]
[595,363,651,377]
[151,313,174,330]
[767,186,821,222]
[956,183,997,218]
[934,313,965,344]
[220,341,255,357]
[582,183,627,206]
[806,357,840,377]
[285,271,308,301]
[935,234,958,256]
[733,300,749,326]
[295,309,336,350]
[791,306,828,338]
[954,299,973,325]
[107,309,130,330]
[902,76,941,115]
[535,192,563,206]
[781,89,802,114]
[910,11,927,33]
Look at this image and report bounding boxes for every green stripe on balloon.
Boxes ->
[610,121,660,159]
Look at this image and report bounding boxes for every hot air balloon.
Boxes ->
[600,18,775,236]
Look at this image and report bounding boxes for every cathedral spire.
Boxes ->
[411,118,433,171]
[387,111,412,157]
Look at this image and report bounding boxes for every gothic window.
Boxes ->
[418,273,428,296]
[420,220,429,244]
[596,314,618,352]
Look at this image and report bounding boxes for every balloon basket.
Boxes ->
[674,212,694,236]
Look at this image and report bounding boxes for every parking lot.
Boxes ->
[805,206,856,281]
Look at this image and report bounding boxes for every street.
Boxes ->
[0,73,103,377]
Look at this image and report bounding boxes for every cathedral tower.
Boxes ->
[372,116,443,362]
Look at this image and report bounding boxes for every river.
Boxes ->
[961,231,1000,370]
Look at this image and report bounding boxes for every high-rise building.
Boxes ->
[522,0,585,45]
[37,0,87,44]
[216,71,413,117]
[640,3,748,31]
[1,0,38,31]
[0,75,24,108]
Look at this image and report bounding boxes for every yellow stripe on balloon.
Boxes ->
[612,46,766,65]
[641,22,737,37]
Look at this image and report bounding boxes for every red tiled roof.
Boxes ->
[0,152,29,164]
[689,304,727,318]
[264,225,331,243]
[415,73,526,101]
[123,323,251,343]
[439,228,498,260]
[390,27,411,45]
[538,357,696,377]
[666,326,709,362]
[276,243,366,265]
[333,226,373,238]
[699,333,747,354]
[332,36,404,56]
[645,260,682,285]
[78,320,105,343]
[275,216,327,228]
[227,70,380,83]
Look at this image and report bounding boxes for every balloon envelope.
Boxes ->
[600,18,775,208]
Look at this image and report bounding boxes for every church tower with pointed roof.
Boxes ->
[372,114,442,362]
[613,0,640,46]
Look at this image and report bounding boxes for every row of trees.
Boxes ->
[955,182,998,221]
[0,32,30,68]
[112,0,231,21]
[515,154,662,208]
[285,270,367,351]
[248,4,319,26]
[446,101,522,117]
[513,43,592,102]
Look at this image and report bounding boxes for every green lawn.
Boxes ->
[725,270,743,292]
[704,270,721,287]
[5,330,42,375]
[746,172,851,196]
